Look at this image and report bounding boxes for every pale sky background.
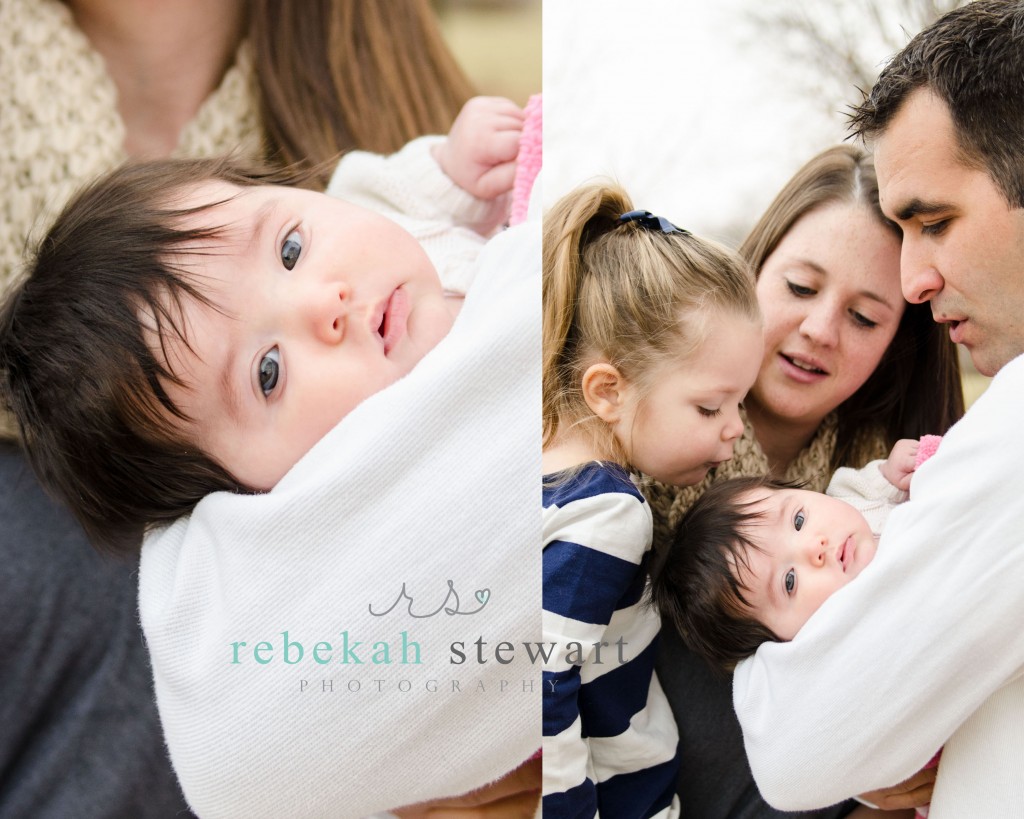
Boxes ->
[543,0,990,399]
[544,0,929,246]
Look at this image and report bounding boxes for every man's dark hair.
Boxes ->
[849,0,1024,207]
[0,158,314,556]
[649,476,787,673]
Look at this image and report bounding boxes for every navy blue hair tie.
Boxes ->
[618,209,691,236]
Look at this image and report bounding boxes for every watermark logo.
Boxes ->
[368,580,490,618]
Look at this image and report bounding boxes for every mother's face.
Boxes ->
[749,201,904,430]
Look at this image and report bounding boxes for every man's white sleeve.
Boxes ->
[733,354,1024,809]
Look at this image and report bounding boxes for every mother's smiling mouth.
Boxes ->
[780,352,829,375]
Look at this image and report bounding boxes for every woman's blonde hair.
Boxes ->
[740,145,964,469]
[542,182,759,458]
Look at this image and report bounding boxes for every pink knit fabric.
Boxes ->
[509,94,542,226]
[915,434,943,469]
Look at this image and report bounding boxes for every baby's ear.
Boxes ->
[581,362,631,424]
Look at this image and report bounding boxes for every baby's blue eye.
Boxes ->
[784,569,796,595]
[281,230,302,270]
[794,511,805,531]
[259,347,281,396]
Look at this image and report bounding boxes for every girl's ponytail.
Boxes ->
[542,184,632,446]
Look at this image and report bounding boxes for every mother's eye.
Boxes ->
[281,230,302,270]
[786,281,815,297]
[851,310,878,328]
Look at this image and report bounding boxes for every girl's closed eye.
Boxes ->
[697,406,722,418]
[281,229,302,270]
[258,346,281,398]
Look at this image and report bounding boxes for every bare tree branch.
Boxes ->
[747,0,968,119]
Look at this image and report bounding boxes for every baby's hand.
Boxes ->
[433,96,525,200]
[879,438,919,492]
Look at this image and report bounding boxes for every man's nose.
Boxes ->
[901,240,944,304]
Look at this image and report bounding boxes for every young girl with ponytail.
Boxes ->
[541,182,763,818]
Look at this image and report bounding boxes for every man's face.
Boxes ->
[875,88,1024,376]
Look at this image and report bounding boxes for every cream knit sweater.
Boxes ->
[645,407,889,549]
[0,0,261,290]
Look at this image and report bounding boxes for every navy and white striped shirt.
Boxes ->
[543,462,680,818]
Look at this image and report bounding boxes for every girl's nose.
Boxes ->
[799,303,840,348]
[721,404,745,442]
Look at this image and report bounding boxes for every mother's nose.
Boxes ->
[799,302,840,348]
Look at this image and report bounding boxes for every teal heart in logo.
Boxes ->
[475,589,491,605]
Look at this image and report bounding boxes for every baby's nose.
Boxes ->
[808,537,827,566]
[303,283,349,344]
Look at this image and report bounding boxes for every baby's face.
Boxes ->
[734,487,878,640]
[156,180,454,490]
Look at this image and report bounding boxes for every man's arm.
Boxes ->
[734,354,1024,809]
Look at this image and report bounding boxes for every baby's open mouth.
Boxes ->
[379,287,409,356]
[838,536,853,572]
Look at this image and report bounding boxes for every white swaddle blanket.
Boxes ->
[139,216,541,818]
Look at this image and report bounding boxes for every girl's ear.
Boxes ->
[582,362,631,424]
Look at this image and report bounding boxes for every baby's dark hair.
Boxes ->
[650,476,789,673]
[0,157,312,556]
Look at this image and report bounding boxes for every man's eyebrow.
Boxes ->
[894,198,949,222]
